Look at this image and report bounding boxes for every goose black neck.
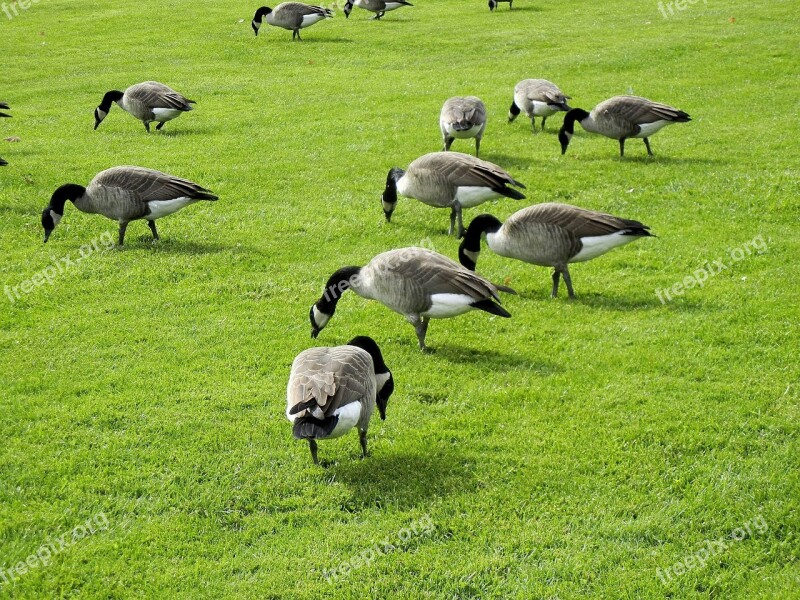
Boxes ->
[98,91,124,112]
[561,108,589,134]
[254,6,272,22]
[347,336,389,374]
[317,266,361,312]
[508,101,520,117]
[382,168,404,203]
[461,214,502,251]
[49,184,86,213]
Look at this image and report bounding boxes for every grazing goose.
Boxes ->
[508,79,571,132]
[1,102,10,165]
[558,95,691,157]
[440,96,487,156]
[459,203,653,298]
[343,0,413,20]
[488,0,512,10]
[310,247,514,351]
[41,166,218,245]
[252,3,333,40]
[382,152,526,238]
[94,82,195,133]
[287,336,394,465]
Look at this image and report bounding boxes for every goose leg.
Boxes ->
[449,203,464,238]
[444,136,454,151]
[551,270,561,298]
[308,439,319,465]
[147,220,159,241]
[619,138,626,157]
[144,122,151,133]
[643,137,653,156]
[562,266,576,299]
[156,121,166,131]
[359,430,368,458]
[530,117,536,133]
[118,222,128,246]
[407,314,430,351]
[372,11,384,19]
[295,29,303,41]
[475,137,481,157]
[541,116,548,132]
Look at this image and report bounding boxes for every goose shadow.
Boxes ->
[496,5,544,13]
[429,343,562,374]
[123,237,247,255]
[328,450,475,511]
[301,37,354,44]
[480,152,537,171]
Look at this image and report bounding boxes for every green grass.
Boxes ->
[1,0,798,597]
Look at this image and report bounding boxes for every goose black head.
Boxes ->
[94,90,123,130]
[458,213,502,270]
[252,6,272,35]
[559,108,589,155]
[41,183,85,243]
[508,100,521,122]
[310,266,361,338]
[347,335,394,420]
[488,0,497,10]
[343,1,353,18]
[382,167,404,223]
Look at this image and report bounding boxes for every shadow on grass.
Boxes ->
[481,152,551,171]
[122,237,244,254]
[430,344,562,374]
[330,450,474,510]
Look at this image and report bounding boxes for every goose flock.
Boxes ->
[2,2,694,465]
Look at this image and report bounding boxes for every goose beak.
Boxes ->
[311,328,319,339]
[43,231,51,244]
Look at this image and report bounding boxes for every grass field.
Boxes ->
[1,0,798,597]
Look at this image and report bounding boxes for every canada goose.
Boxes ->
[382,152,526,238]
[558,95,691,157]
[41,166,218,245]
[310,247,514,351]
[94,82,195,133]
[287,336,394,465]
[488,0,512,10]
[252,3,333,40]
[459,203,653,298]
[440,96,487,156]
[343,0,413,20]
[508,79,571,132]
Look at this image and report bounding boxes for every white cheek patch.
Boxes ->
[50,211,62,226]
[313,306,331,329]
[96,109,108,120]
[382,200,395,213]
[462,248,480,265]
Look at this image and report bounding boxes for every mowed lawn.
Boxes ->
[1,0,798,597]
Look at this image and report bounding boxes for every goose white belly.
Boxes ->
[571,231,636,262]
[443,122,483,139]
[454,186,500,208]
[529,100,559,117]
[152,108,184,122]
[301,13,326,27]
[383,2,407,10]
[146,197,197,219]
[633,120,673,138]
[422,293,476,318]
[327,401,362,438]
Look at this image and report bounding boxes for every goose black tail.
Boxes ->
[293,416,338,440]
[193,189,219,201]
[471,299,511,318]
